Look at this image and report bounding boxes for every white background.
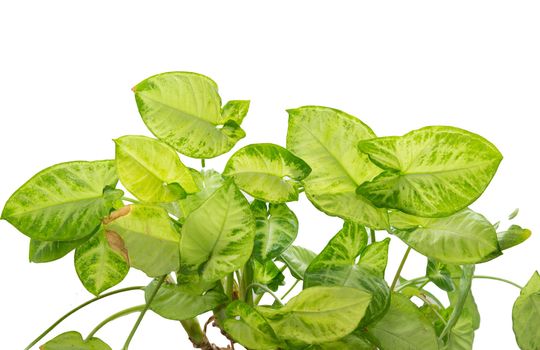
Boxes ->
[1,1,539,349]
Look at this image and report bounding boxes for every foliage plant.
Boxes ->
[2,71,538,350]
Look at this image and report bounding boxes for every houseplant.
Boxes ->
[2,71,537,349]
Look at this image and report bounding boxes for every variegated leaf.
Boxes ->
[224,143,311,202]
[357,126,502,217]
[2,160,122,241]
[133,72,248,158]
[279,245,317,280]
[286,106,388,229]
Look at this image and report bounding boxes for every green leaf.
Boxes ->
[40,331,111,350]
[304,222,390,325]
[223,301,283,350]
[367,293,439,350]
[512,271,540,350]
[307,331,375,350]
[252,259,285,292]
[2,160,121,241]
[104,204,180,277]
[145,279,227,321]
[115,135,198,203]
[257,286,372,344]
[224,143,311,203]
[279,245,317,280]
[389,209,501,264]
[29,234,93,263]
[133,72,248,158]
[497,224,531,250]
[180,180,255,282]
[358,238,391,278]
[177,169,224,218]
[74,228,129,295]
[426,259,455,292]
[251,200,298,261]
[286,106,388,229]
[221,100,250,125]
[357,126,502,217]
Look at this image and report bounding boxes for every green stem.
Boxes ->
[416,294,447,325]
[242,263,254,305]
[180,318,208,347]
[24,286,144,350]
[370,228,376,243]
[86,305,145,339]
[440,265,475,340]
[395,277,429,292]
[473,275,523,289]
[122,196,140,204]
[253,293,264,305]
[225,273,235,298]
[201,159,206,168]
[122,276,166,349]
[245,283,283,306]
[281,280,300,300]
[390,247,412,291]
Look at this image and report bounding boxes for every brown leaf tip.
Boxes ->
[103,205,132,225]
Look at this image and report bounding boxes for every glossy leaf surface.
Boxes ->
[75,228,129,295]
[133,72,247,158]
[257,286,372,343]
[279,245,317,280]
[104,204,180,277]
[497,225,531,250]
[177,169,224,218]
[426,259,455,292]
[180,181,255,282]
[2,160,121,241]
[115,135,198,202]
[286,106,388,229]
[357,126,502,217]
[251,200,298,261]
[29,234,92,263]
[389,209,501,264]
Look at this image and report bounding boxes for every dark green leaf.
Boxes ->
[427,259,455,292]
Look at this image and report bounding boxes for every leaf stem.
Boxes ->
[122,276,166,349]
[440,265,475,340]
[472,275,523,289]
[86,305,145,339]
[390,247,412,291]
[23,286,144,350]
[122,196,140,204]
[395,277,429,292]
[370,228,376,243]
[201,159,206,168]
[281,280,300,300]
[245,283,283,306]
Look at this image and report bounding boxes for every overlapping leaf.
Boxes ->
[2,160,122,241]
[115,135,198,202]
[497,225,531,250]
[133,72,248,158]
[104,204,180,277]
[357,126,502,217]
[180,180,255,282]
[40,331,111,350]
[358,238,390,278]
[389,209,501,264]
[286,106,388,229]
[224,143,311,202]
[29,234,93,263]
[512,271,540,350]
[279,245,317,280]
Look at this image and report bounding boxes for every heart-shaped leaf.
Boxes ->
[2,160,122,241]
[286,106,388,229]
[115,135,198,203]
[133,72,248,158]
[358,238,391,278]
[357,126,502,217]
[40,331,110,350]
[224,143,311,202]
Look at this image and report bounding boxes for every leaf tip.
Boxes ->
[103,205,132,225]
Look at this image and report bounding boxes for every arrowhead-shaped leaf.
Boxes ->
[286,106,388,229]
[180,180,255,282]
[358,238,391,278]
[40,331,111,350]
[75,227,129,295]
[2,160,121,241]
[257,286,372,344]
[367,293,439,350]
[251,200,298,261]
[133,72,248,158]
[389,209,501,265]
[512,271,540,350]
[357,126,502,217]
[224,143,311,202]
[104,204,180,277]
[115,135,198,203]
[145,279,228,321]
